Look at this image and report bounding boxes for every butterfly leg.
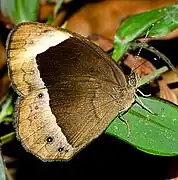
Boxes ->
[134,93,156,115]
[118,112,131,138]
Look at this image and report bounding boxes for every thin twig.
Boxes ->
[139,66,168,87]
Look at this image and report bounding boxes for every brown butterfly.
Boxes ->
[6,22,137,161]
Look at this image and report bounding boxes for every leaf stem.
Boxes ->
[139,66,168,86]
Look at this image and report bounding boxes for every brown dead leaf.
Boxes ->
[158,79,178,105]
[0,42,9,98]
[65,0,178,39]
[162,66,178,97]
[39,0,74,22]
[162,66,178,84]
[39,4,54,21]
[52,10,67,26]
[0,43,5,69]
[0,72,10,98]
[0,12,13,29]
[124,54,156,77]
[87,34,113,51]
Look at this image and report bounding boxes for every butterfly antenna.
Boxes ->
[132,24,155,96]
[133,23,155,71]
[119,116,131,138]
[128,24,156,90]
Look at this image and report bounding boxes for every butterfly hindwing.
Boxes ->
[16,88,75,161]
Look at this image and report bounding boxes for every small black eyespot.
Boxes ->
[65,149,69,153]
[89,67,94,73]
[29,40,33,44]
[58,147,64,152]
[43,29,50,33]
[38,93,43,98]
[46,137,53,143]
[34,106,39,110]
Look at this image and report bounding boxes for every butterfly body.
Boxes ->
[7,22,135,161]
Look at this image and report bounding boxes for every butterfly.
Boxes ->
[6,22,137,161]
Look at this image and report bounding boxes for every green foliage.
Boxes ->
[0,0,39,23]
[108,4,178,156]
[112,4,178,60]
[106,97,178,156]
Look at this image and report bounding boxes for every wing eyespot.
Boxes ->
[28,40,34,44]
[46,137,53,143]
[34,106,39,110]
[58,147,64,152]
[38,93,44,98]
[88,67,94,73]
[65,149,69,153]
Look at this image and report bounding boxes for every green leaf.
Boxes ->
[149,5,178,37]
[105,97,178,156]
[0,0,39,23]
[112,4,178,61]
[0,132,16,145]
[0,94,14,124]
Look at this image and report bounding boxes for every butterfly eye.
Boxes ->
[128,72,140,88]
[46,137,53,143]
[58,147,64,152]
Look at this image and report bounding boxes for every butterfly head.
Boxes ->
[127,72,140,90]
